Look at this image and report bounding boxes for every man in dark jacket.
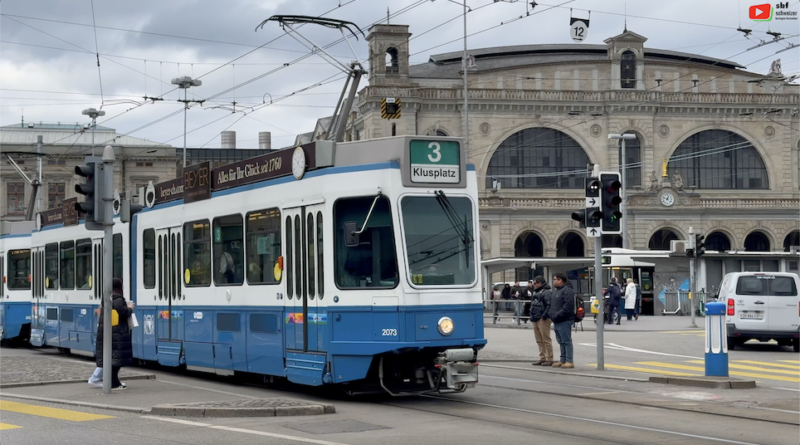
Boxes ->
[604,277,622,325]
[96,278,134,390]
[529,276,553,366]
[548,273,575,369]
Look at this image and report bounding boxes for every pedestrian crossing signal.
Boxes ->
[381,97,401,119]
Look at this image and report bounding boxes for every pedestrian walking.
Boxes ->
[511,281,522,320]
[529,276,553,366]
[549,273,575,369]
[88,305,104,387]
[95,277,135,390]
[604,277,623,325]
[634,279,642,320]
[491,285,502,322]
[624,278,637,320]
[501,283,511,311]
[521,280,534,324]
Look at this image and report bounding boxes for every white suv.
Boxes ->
[719,272,800,352]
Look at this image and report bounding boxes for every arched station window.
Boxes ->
[705,232,731,252]
[621,50,636,89]
[744,231,770,252]
[619,132,642,187]
[668,130,768,189]
[557,232,584,258]
[784,230,800,252]
[514,232,543,282]
[485,128,590,189]
[649,229,679,251]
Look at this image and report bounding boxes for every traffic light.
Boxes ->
[585,177,600,204]
[120,199,143,223]
[600,172,622,233]
[695,234,706,258]
[74,158,104,230]
[571,208,602,231]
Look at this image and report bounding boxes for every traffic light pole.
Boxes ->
[688,227,697,329]
[100,146,115,395]
[594,236,605,370]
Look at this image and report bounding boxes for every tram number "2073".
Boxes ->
[381,329,398,337]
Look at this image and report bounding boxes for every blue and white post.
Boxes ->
[704,301,728,376]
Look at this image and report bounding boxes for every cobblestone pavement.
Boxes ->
[0,356,153,387]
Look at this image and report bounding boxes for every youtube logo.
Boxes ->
[749,3,773,20]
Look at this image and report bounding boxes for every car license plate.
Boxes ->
[740,312,763,320]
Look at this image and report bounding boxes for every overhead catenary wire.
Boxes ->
[89,0,104,105]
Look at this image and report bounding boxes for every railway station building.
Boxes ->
[347,24,800,297]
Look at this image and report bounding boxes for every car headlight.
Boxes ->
[438,317,454,336]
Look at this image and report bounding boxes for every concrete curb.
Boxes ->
[150,403,335,418]
[0,374,157,389]
[1,393,150,414]
[649,376,757,389]
[482,363,650,383]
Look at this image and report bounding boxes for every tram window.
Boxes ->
[46,308,58,320]
[45,244,59,289]
[7,249,31,290]
[317,212,324,298]
[183,220,211,287]
[60,241,75,290]
[334,196,399,289]
[213,214,244,286]
[286,216,293,297]
[113,234,123,281]
[158,236,163,299]
[307,213,315,298]
[245,209,281,285]
[294,215,302,297]
[177,233,182,298]
[0,256,4,297]
[75,239,92,290]
[143,229,155,288]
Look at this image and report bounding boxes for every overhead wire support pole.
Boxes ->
[595,235,604,370]
[100,145,116,395]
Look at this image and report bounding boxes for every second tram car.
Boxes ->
[0,222,34,343]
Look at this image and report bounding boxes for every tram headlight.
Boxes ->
[438,317,454,336]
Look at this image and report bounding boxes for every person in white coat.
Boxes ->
[624,278,637,320]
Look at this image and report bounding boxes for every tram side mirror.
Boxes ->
[344,221,359,247]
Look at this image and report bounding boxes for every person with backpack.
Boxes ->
[529,276,553,366]
[604,277,623,325]
[548,273,575,369]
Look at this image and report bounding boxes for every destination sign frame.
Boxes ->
[408,139,461,185]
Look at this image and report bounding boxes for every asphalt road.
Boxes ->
[1,323,798,445]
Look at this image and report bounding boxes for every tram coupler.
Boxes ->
[434,348,478,391]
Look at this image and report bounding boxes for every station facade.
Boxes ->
[350,24,800,291]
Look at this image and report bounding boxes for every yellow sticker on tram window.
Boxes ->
[412,274,423,284]
[273,263,282,282]
[88,275,93,289]
[45,277,50,288]
[184,269,191,284]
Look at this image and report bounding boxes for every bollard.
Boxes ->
[704,301,728,377]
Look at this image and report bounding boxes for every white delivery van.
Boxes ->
[719,272,800,351]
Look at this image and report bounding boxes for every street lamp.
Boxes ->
[171,76,202,168]
[608,133,637,249]
[82,108,106,157]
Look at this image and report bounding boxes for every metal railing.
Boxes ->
[662,291,711,316]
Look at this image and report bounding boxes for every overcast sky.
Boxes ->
[1,0,798,151]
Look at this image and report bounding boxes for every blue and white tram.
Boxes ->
[133,137,484,393]
[0,223,34,343]
[28,219,130,352]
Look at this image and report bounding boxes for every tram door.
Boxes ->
[638,267,655,316]
[30,246,45,338]
[155,227,181,341]
[283,204,324,352]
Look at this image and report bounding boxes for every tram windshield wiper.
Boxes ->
[345,191,382,247]
[434,190,473,266]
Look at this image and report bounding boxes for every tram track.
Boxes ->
[375,393,769,445]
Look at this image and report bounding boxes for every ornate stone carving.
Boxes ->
[672,171,683,191]
[764,125,775,138]
[479,122,491,135]
[590,124,602,137]
[658,124,670,138]
[647,170,659,191]
[768,58,782,77]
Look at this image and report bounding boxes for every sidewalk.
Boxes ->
[484,312,705,332]
[0,352,334,417]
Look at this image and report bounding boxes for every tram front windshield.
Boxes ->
[401,195,476,286]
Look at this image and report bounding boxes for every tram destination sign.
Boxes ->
[409,139,460,184]
[213,143,317,191]
[184,161,211,204]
